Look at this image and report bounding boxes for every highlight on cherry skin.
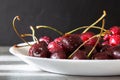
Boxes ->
[12,11,120,60]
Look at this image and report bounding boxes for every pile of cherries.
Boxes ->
[28,26,120,60]
[12,11,120,60]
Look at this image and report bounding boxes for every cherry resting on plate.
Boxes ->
[109,45,120,59]
[48,34,82,58]
[29,41,50,58]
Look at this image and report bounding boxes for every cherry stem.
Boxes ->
[36,25,63,35]
[66,26,107,34]
[21,34,39,44]
[82,10,106,33]
[30,26,39,43]
[30,26,35,42]
[87,19,105,58]
[12,16,31,46]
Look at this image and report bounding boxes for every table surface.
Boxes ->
[1,46,120,80]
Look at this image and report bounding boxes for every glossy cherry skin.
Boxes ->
[110,26,120,35]
[39,36,52,44]
[61,34,82,52]
[50,52,67,59]
[70,50,88,60]
[109,35,120,46]
[29,41,50,58]
[110,45,120,59]
[80,32,97,46]
[48,41,65,53]
[92,51,112,60]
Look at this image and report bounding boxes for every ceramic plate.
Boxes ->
[9,42,120,76]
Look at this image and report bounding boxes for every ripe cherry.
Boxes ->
[109,35,120,46]
[93,51,111,60]
[39,36,52,44]
[50,52,67,59]
[80,32,97,46]
[110,26,120,35]
[61,34,82,52]
[29,41,50,58]
[48,41,65,54]
[70,50,87,60]
[110,45,120,59]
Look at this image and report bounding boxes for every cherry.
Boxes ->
[92,51,112,60]
[109,35,120,46]
[54,37,63,45]
[50,52,66,59]
[110,26,120,35]
[39,36,52,44]
[70,50,88,60]
[110,45,120,59]
[80,32,97,46]
[29,41,50,58]
[61,34,82,52]
[48,41,65,54]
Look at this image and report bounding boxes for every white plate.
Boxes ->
[9,42,120,76]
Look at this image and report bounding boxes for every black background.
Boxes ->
[0,0,120,46]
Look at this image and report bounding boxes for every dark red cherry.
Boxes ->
[50,52,66,59]
[61,34,82,52]
[109,35,120,46]
[48,41,65,53]
[110,45,120,59]
[70,50,87,60]
[93,52,112,60]
[29,41,50,58]
[110,26,120,35]
[80,32,97,46]
[39,36,52,44]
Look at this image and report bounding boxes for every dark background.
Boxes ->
[0,0,120,46]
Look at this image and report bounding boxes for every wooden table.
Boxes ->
[0,46,120,80]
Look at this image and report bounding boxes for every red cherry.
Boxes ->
[80,32,97,46]
[61,34,82,52]
[29,41,50,58]
[109,35,120,46]
[93,52,112,60]
[110,26,120,35]
[39,36,52,44]
[70,50,87,60]
[48,41,65,54]
[50,52,66,59]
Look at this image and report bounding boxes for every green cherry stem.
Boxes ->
[21,33,39,44]
[87,19,105,58]
[66,26,107,34]
[82,10,106,33]
[12,16,31,46]
[36,25,63,35]
[30,26,39,43]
